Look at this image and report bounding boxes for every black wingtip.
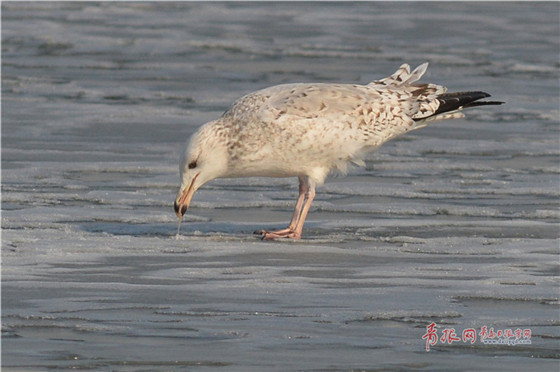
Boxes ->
[463,100,504,109]
[434,91,504,116]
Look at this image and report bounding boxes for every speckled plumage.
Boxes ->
[174,63,503,239]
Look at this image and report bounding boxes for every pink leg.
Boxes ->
[258,176,316,240]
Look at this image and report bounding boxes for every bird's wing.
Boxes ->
[258,64,447,123]
[258,83,378,121]
[225,63,462,136]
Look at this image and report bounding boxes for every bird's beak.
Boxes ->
[174,173,199,219]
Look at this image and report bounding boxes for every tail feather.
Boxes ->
[374,62,430,87]
[373,63,504,123]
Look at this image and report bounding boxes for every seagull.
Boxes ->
[174,63,503,240]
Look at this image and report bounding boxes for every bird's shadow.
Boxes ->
[77,220,321,240]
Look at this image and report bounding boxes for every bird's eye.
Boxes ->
[188,160,197,169]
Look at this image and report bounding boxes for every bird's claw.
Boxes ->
[254,229,301,240]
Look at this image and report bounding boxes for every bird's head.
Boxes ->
[174,121,229,219]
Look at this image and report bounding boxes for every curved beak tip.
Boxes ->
[173,201,187,218]
[174,173,199,219]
